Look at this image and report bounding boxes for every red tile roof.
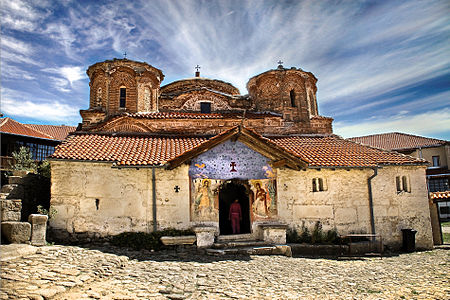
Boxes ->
[430,191,450,200]
[348,132,447,151]
[269,135,425,167]
[51,134,208,166]
[0,118,76,141]
[51,129,425,167]
[0,118,53,139]
[27,124,76,141]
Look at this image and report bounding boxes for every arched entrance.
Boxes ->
[219,180,251,235]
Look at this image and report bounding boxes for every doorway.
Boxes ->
[219,180,251,235]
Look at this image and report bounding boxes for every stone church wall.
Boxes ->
[50,161,432,249]
[277,166,433,250]
[49,161,192,240]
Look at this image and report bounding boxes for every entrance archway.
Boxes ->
[219,180,251,235]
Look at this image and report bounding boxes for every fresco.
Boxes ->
[189,140,276,180]
[190,178,222,221]
[249,179,277,220]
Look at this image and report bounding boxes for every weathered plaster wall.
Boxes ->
[49,161,191,237]
[277,166,433,249]
[51,160,432,249]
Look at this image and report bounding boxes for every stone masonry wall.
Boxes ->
[277,166,433,250]
[49,161,191,241]
[50,161,433,249]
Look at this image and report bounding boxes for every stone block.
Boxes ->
[28,214,48,246]
[8,176,23,185]
[261,224,287,244]
[1,199,22,221]
[160,235,196,246]
[0,184,18,194]
[1,221,31,243]
[193,226,216,248]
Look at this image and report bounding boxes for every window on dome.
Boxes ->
[290,90,296,107]
[200,102,211,113]
[119,87,126,108]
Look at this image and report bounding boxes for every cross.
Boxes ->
[277,60,283,65]
[174,185,180,193]
[195,65,201,72]
[123,52,127,58]
[230,162,237,172]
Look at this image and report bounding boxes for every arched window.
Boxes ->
[119,86,126,108]
[290,90,296,107]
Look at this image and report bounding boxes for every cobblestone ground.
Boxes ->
[1,245,448,300]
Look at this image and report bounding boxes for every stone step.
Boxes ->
[207,245,292,257]
[217,233,254,242]
[0,193,9,199]
[211,240,268,249]
[0,184,18,194]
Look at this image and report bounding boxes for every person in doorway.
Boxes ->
[229,199,242,234]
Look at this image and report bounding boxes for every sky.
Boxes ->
[1,0,449,140]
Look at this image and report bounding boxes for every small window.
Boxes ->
[119,87,126,108]
[312,178,325,192]
[290,90,296,107]
[396,175,411,193]
[432,156,440,167]
[200,102,211,113]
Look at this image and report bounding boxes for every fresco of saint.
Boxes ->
[250,180,277,220]
[191,178,220,221]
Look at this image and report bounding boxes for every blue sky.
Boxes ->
[1,0,449,140]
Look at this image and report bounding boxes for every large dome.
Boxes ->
[161,77,240,96]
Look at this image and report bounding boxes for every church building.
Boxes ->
[49,58,433,249]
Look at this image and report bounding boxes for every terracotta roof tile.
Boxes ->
[348,132,447,151]
[269,135,425,167]
[0,118,53,140]
[430,191,450,200]
[50,134,208,166]
[27,124,76,140]
[51,130,425,168]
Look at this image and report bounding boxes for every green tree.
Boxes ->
[12,146,37,172]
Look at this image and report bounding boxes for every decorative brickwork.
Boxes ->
[80,58,331,135]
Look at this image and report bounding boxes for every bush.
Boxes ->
[38,160,51,178]
[12,146,36,173]
[287,223,340,245]
[311,221,323,244]
[110,228,195,251]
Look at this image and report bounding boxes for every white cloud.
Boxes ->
[334,108,450,138]
[1,97,79,122]
[41,66,85,91]
[1,0,49,31]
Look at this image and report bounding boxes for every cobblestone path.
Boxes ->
[1,245,448,299]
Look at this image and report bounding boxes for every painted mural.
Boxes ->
[191,178,222,221]
[189,140,276,180]
[249,179,277,220]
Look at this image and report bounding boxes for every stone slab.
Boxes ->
[0,244,37,261]
[160,235,196,246]
[1,199,22,222]
[1,221,31,243]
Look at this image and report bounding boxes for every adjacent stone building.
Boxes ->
[49,58,433,249]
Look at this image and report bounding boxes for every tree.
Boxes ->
[12,146,37,173]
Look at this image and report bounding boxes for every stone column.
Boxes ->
[28,214,48,246]
[193,226,217,248]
